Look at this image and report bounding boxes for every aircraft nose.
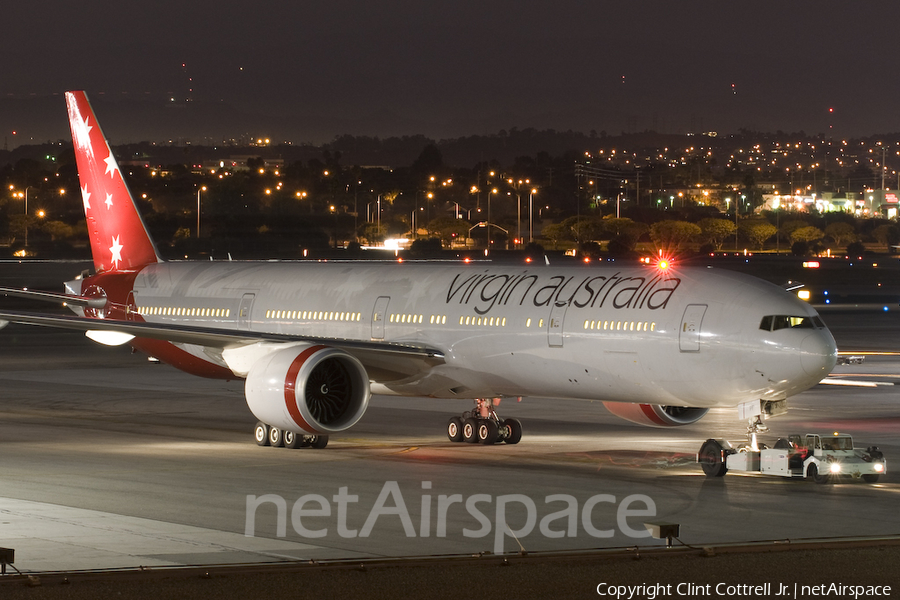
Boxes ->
[800,329,838,377]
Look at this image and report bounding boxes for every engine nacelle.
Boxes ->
[245,344,370,434]
[602,402,709,427]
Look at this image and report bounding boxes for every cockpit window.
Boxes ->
[759,315,820,331]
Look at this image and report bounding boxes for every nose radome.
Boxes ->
[800,331,838,377]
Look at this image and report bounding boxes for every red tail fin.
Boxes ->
[66,91,162,272]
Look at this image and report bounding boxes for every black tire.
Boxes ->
[284,430,303,449]
[502,418,523,445]
[268,426,284,448]
[463,418,479,443]
[863,474,880,483]
[478,420,499,445]
[447,417,463,442]
[698,439,727,477]
[773,438,792,449]
[309,435,329,449]
[808,463,828,484]
[254,422,270,447]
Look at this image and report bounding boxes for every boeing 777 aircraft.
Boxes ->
[0,91,838,451]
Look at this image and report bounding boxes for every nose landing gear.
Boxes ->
[446,398,522,445]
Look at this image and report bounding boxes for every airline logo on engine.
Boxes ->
[445,270,681,315]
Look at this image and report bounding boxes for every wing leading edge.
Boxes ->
[0,309,445,378]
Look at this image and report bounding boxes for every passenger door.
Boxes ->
[548,302,567,347]
[238,293,255,330]
[371,296,390,340]
[679,304,707,352]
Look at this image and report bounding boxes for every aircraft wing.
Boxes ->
[0,309,445,366]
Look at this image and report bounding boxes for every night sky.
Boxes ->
[4,1,900,144]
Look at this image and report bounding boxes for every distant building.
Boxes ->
[758,191,898,218]
[861,189,900,219]
[200,156,285,173]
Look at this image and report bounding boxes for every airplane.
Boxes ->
[0,91,838,451]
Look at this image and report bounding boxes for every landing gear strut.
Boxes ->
[746,415,768,452]
[447,399,522,445]
[254,421,329,449]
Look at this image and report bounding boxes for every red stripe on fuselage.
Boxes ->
[284,345,326,433]
[130,337,236,379]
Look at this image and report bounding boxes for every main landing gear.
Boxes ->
[254,421,328,449]
[446,398,523,445]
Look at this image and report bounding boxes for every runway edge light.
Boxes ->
[644,521,680,547]
[0,547,14,574]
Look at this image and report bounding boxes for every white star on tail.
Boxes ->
[105,193,114,209]
[70,111,93,152]
[109,235,123,268]
[104,152,120,178]
[81,185,91,210]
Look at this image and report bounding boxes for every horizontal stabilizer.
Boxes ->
[0,286,107,309]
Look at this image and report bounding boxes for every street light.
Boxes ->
[330,205,338,248]
[528,188,537,242]
[10,186,36,248]
[196,185,207,238]
[487,188,498,253]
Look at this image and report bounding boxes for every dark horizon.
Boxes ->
[4,2,900,148]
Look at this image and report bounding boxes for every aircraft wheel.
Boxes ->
[447,417,463,442]
[284,430,303,449]
[807,463,828,484]
[698,439,727,477]
[309,435,329,449]
[502,418,522,445]
[863,474,880,483]
[462,418,479,443]
[254,422,270,447]
[268,426,284,448]
[478,420,499,445]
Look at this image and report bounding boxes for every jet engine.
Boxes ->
[245,344,370,434]
[602,402,708,427]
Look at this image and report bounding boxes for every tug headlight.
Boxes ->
[829,463,842,474]
[874,463,884,473]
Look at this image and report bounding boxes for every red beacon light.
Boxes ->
[657,258,672,271]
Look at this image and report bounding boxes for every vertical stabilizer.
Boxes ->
[66,91,162,272]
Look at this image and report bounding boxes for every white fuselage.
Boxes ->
[125,261,837,408]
